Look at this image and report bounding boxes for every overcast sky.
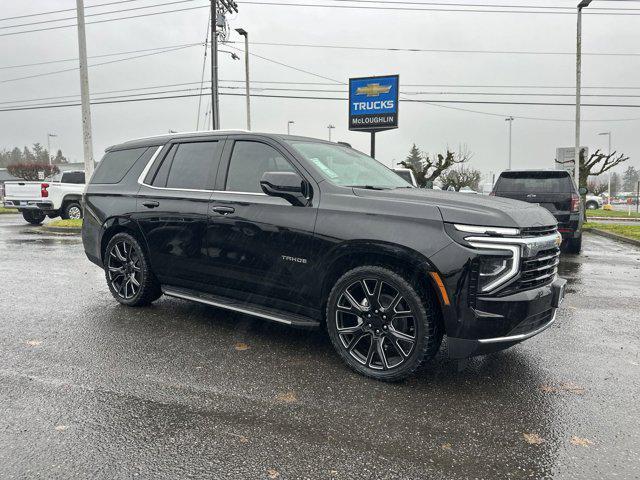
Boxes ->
[1,0,638,183]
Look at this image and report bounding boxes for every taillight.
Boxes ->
[41,183,49,198]
[570,193,580,212]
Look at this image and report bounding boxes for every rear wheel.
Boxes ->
[586,201,599,210]
[104,232,161,306]
[61,201,83,220]
[326,266,441,382]
[22,209,46,225]
[563,234,582,254]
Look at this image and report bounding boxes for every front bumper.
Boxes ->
[447,277,566,359]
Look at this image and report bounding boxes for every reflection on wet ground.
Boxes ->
[0,214,638,479]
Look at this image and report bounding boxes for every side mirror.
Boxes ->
[578,187,588,195]
[260,171,310,206]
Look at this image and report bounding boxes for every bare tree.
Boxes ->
[440,164,482,191]
[587,177,608,195]
[398,145,471,187]
[556,148,629,192]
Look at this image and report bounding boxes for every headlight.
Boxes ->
[478,255,516,292]
[467,242,521,292]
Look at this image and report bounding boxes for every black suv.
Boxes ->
[491,170,584,253]
[82,132,566,381]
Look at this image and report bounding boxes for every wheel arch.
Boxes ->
[61,194,82,207]
[100,216,149,264]
[318,241,445,330]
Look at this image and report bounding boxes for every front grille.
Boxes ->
[509,309,554,336]
[512,246,560,292]
[521,225,557,237]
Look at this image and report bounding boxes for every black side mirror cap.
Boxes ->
[260,171,310,206]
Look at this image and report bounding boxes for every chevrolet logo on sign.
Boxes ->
[355,83,392,97]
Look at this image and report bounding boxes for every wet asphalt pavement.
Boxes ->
[1,214,639,479]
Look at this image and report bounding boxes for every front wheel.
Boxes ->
[22,209,46,225]
[104,233,161,306]
[326,266,442,382]
[586,201,599,210]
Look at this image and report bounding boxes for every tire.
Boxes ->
[61,201,83,220]
[22,209,46,225]
[563,235,582,254]
[326,266,442,382]
[104,232,162,306]
[586,201,598,210]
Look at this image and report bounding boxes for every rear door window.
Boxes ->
[91,147,149,184]
[496,172,573,193]
[164,141,221,190]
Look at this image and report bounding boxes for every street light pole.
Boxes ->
[235,28,251,130]
[47,133,57,166]
[598,131,611,202]
[327,124,335,141]
[75,0,94,179]
[575,0,592,191]
[287,120,295,135]
[505,116,514,170]
[210,0,219,130]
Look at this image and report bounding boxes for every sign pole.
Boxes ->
[370,132,376,158]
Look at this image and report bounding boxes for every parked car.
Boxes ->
[3,170,85,224]
[491,170,584,253]
[585,193,604,210]
[458,186,479,194]
[83,132,566,381]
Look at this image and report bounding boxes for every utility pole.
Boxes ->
[210,0,219,130]
[505,116,514,170]
[210,0,238,130]
[327,124,335,141]
[287,120,295,135]
[598,131,611,203]
[235,28,251,130]
[47,133,57,166]
[75,0,94,178]
[575,0,592,191]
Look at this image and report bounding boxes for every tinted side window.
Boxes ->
[91,147,149,184]
[150,145,177,188]
[225,141,295,193]
[62,171,86,184]
[164,142,220,190]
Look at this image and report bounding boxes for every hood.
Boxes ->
[353,188,557,228]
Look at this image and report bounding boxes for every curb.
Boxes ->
[588,216,640,222]
[584,228,640,248]
[40,225,81,235]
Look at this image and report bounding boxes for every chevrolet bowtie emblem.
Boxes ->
[355,83,392,97]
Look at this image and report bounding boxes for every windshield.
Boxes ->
[286,141,412,189]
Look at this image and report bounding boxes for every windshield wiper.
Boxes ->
[347,185,390,190]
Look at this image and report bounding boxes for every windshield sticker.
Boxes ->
[310,158,339,179]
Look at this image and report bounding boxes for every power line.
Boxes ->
[0,42,204,71]
[1,91,640,124]
[0,0,143,22]
[237,1,640,15]
[225,40,640,57]
[0,44,200,84]
[0,4,209,38]
[0,0,200,30]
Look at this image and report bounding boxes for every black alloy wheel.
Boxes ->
[104,233,161,306]
[327,266,441,381]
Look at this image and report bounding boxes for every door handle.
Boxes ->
[210,205,235,215]
[142,200,160,208]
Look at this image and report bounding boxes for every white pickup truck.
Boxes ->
[3,170,85,224]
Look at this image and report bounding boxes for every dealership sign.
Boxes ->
[349,75,399,132]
